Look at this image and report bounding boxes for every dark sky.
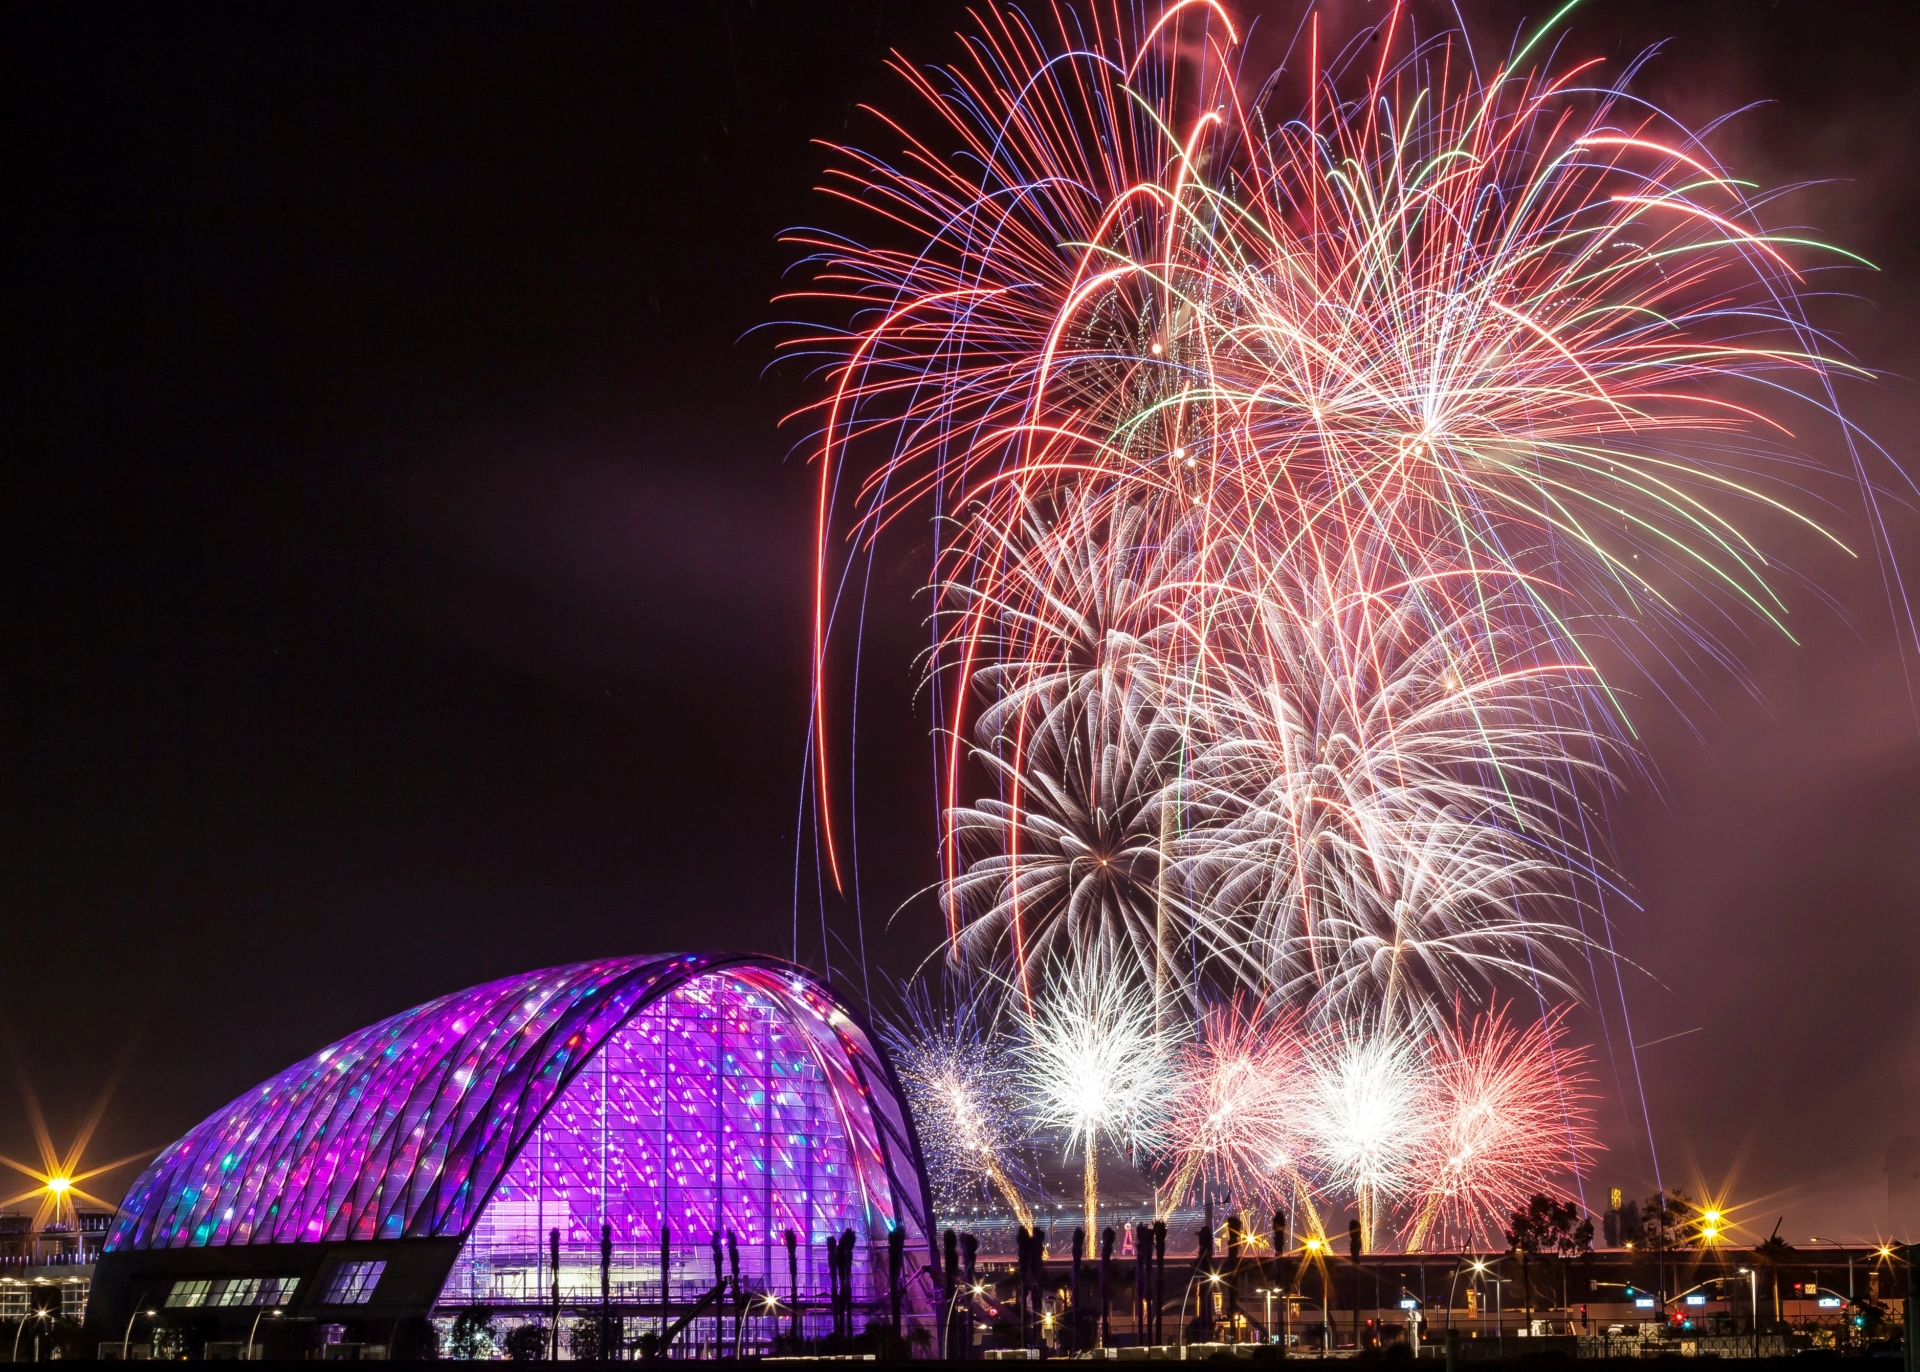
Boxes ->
[2,1,1917,1243]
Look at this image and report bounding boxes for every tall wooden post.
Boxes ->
[1153,1220,1168,1345]
[1099,1227,1114,1349]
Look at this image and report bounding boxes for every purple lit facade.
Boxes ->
[103,954,934,1340]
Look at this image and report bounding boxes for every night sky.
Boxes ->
[4,1,1918,1242]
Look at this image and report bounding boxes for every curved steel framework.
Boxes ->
[108,954,934,1330]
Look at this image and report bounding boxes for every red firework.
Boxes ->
[1403,1003,1600,1251]
[1157,1000,1310,1213]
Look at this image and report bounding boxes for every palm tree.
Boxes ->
[1749,1225,1795,1328]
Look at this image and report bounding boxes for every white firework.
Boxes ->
[879,982,1033,1225]
[1019,953,1180,1236]
[1300,1018,1433,1249]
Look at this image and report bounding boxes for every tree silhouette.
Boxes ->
[1631,1192,1696,1250]
[1506,1196,1592,1327]
[1749,1226,1796,1327]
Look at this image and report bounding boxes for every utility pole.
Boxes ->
[1349,1220,1364,1351]
[550,1227,563,1362]
[1904,1245,1917,1372]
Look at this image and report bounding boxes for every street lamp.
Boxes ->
[1303,1238,1329,1351]
[121,1306,157,1361]
[1809,1237,1855,1300]
[1738,1268,1758,1358]
[13,1309,51,1363]
[246,1307,283,1360]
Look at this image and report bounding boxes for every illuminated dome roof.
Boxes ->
[108,952,929,1254]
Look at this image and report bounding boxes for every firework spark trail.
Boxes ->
[878,981,1035,1225]
[1156,998,1310,1219]
[787,0,1871,1021]
[1018,952,1181,1236]
[942,487,1616,1015]
[1403,1002,1600,1252]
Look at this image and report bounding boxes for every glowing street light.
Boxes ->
[1809,1237,1856,1299]
[246,1308,283,1360]
[13,1309,51,1363]
[121,1307,157,1362]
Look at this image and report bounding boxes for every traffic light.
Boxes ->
[1624,1285,1638,1298]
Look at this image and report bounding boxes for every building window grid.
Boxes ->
[322,1260,385,1305]
[165,1275,299,1310]
[166,1279,212,1308]
[439,974,887,1323]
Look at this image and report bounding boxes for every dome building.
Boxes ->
[89,953,935,1358]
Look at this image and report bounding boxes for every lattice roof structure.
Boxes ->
[107,953,932,1259]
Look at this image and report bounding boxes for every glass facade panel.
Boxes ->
[166,1279,212,1308]
[103,952,932,1350]
[322,1261,385,1305]
[440,968,905,1333]
[164,1275,299,1310]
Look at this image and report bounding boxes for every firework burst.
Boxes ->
[788,0,1878,1248]
[879,981,1033,1225]
[1155,999,1308,1217]
[1300,1018,1432,1250]
[942,496,1189,996]
[1019,953,1179,1235]
[1403,1003,1599,1251]
[789,0,1872,1022]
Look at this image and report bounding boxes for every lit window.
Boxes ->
[0,1287,27,1317]
[166,1279,213,1308]
[61,1284,88,1318]
[321,1261,386,1305]
[214,1279,262,1307]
